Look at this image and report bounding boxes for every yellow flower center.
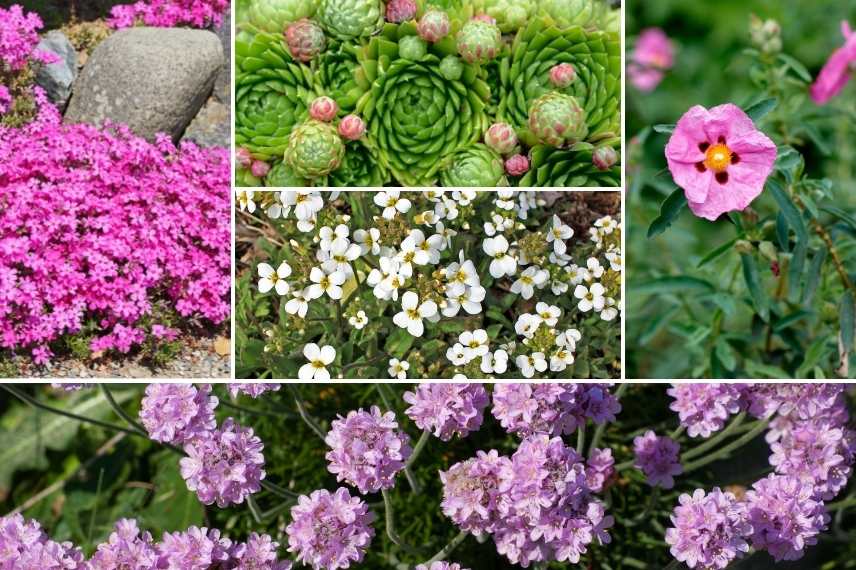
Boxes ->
[407,308,420,319]
[704,143,732,173]
[312,360,325,369]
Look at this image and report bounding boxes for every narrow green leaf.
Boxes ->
[697,238,738,268]
[745,360,791,379]
[777,53,812,82]
[647,188,687,238]
[715,337,737,371]
[639,305,680,345]
[744,97,778,122]
[767,178,807,242]
[653,123,675,134]
[775,213,790,252]
[773,310,811,331]
[803,247,827,305]
[841,292,855,350]
[787,240,807,303]
[631,276,715,296]
[741,253,769,321]
[822,206,856,231]
[798,336,831,376]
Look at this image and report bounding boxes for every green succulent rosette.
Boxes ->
[236,31,321,161]
[498,18,620,145]
[317,0,384,40]
[245,0,316,33]
[416,0,473,24]
[440,143,506,187]
[518,138,620,187]
[284,119,346,179]
[264,161,309,186]
[235,166,264,187]
[329,141,389,186]
[473,0,536,33]
[537,0,614,30]
[357,22,491,186]
[317,43,370,112]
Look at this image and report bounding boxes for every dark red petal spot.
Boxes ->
[717,136,726,144]
[695,162,707,172]
[698,142,710,152]
[715,171,729,184]
[771,261,780,277]
[731,153,741,164]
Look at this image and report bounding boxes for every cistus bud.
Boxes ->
[749,14,782,54]
[485,122,518,155]
[338,114,367,140]
[549,63,576,88]
[309,96,339,122]
[505,154,530,176]
[592,146,619,170]
[735,239,754,254]
[417,9,451,43]
[250,160,270,178]
[758,241,778,262]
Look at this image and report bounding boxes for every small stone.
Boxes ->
[35,31,77,108]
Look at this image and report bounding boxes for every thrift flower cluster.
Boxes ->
[665,383,854,567]
[139,384,266,507]
[0,514,292,569]
[402,383,489,441]
[0,93,231,363]
[108,0,230,29]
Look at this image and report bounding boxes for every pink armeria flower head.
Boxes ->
[440,449,510,535]
[139,383,218,445]
[633,430,683,489]
[810,21,856,104]
[628,28,674,92]
[403,383,489,441]
[665,103,777,221]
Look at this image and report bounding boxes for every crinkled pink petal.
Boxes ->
[811,21,856,104]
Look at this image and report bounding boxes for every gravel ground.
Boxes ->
[8,335,230,379]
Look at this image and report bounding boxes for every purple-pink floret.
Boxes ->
[668,384,746,438]
[0,5,59,71]
[229,532,293,570]
[0,513,84,569]
[403,383,489,441]
[179,418,266,507]
[325,406,412,494]
[665,488,751,569]
[440,449,509,536]
[415,564,470,570]
[745,474,829,562]
[156,526,231,569]
[585,447,615,493]
[633,430,682,489]
[108,0,230,29]
[228,383,282,399]
[492,383,620,438]
[139,383,218,444]
[86,518,159,569]
[286,487,374,570]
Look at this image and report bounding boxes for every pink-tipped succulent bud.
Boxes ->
[309,96,339,122]
[251,160,271,178]
[485,122,518,155]
[236,147,253,168]
[285,18,326,63]
[592,146,618,171]
[386,0,417,23]
[549,63,577,88]
[505,154,529,176]
[472,13,497,25]
[417,9,451,43]
[338,114,367,140]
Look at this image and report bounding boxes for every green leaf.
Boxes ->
[384,327,415,358]
[840,292,855,350]
[777,53,812,82]
[631,276,715,296]
[787,240,807,303]
[653,124,675,134]
[745,360,791,379]
[775,213,790,252]
[714,337,737,371]
[822,206,856,231]
[647,188,687,238]
[798,336,831,376]
[639,305,679,345]
[744,97,777,122]
[741,253,769,321]
[767,178,807,242]
[138,450,204,532]
[697,238,738,268]
[773,310,811,331]
[803,247,827,305]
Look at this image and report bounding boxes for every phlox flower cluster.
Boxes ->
[0,93,230,363]
[0,5,58,72]
[403,383,489,441]
[492,383,621,438]
[324,406,412,494]
[108,0,230,29]
[138,384,266,507]
[0,514,292,569]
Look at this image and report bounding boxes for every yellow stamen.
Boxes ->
[704,143,732,173]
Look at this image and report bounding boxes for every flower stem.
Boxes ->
[286,385,326,442]
[335,299,344,344]
[99,385,147,436]
[422,530,469,565]
[405,430,431,470]
[681,412,746,461]
[668,424,685,439]
[663,559,683,570]
[827,496,856,512]
[682,418,770,474]
[260,479,301,499]
[576,424,586,455]
[381,488,422,556]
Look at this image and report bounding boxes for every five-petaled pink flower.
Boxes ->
[665,103,777,221]
[810,21,856,105]
[629,28,675,92]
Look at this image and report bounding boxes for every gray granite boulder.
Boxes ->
[35,31,77,108]
[64,27,223,142]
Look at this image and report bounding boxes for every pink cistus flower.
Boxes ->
[403,383,489,441]
[810,21,856,104]
[179,418,266,507]
[325,406,412,494]
[628,28,674,92]
[0,513,85,569]
[665,488,751,569]
[665,103,777,220]
[338,114,366,140]
[633,430,683,489]
[139,383,219,444]
[505,154,529,176]
[286,487,374,570]
[440,449,510,535]
[309,96,339,122]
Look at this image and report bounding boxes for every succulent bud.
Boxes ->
[549,63,576,88]
[251,160,271,178]
[505,154,530,176]
[439,55,464,80]
[485,122,518,155]
[236,147,253,168]
[386,0,417,23]
[399,35,428,60]
[285,18,326,63]
[457,20,502,64]
[472,13,497,25]
[592,146,618,170]
[417,9,451,43]
[338,114,367,140]
[309,96,339,122]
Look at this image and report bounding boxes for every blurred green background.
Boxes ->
[627,0,856,379]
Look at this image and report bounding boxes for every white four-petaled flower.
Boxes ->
[511,266,549,299]
[547,214,573,255]
[574,283,606,312]
[298,343,336,380]
[482,235,517,278]
[258,261,291,296]
[388,358,410,380]
[393,291,437,337]
[516,352,547,378]
[375,190,412,219]
[307,266,346,300]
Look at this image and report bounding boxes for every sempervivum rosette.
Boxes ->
[265,161,308,187]
[318,43,369,112]
[519,138,621,187]
[498,18,620,146]
[440,143,506,187]
[236,31,320,162]
[329,142,389,186]
[357,22,491,186]
[537,0,614,31]
[246,0,316,33]
[473,0,535,32]
[317,0,384,40]
[284,119,346,179]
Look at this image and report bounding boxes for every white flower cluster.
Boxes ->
[573,215,622,322]
[445,329,509,376]
[514,304,582,377]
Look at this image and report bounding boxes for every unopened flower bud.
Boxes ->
[485,122,518,155]
[250,160,270,178]
[549,63,576,88]
[735,239,754,254]
[236,147,253,167]
[417,9,450,43]
[338,114,366,140]
[309,96,338,122]
[758,241,778,262]
[592,146,618,170]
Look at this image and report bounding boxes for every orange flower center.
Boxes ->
[704,143,732,173]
